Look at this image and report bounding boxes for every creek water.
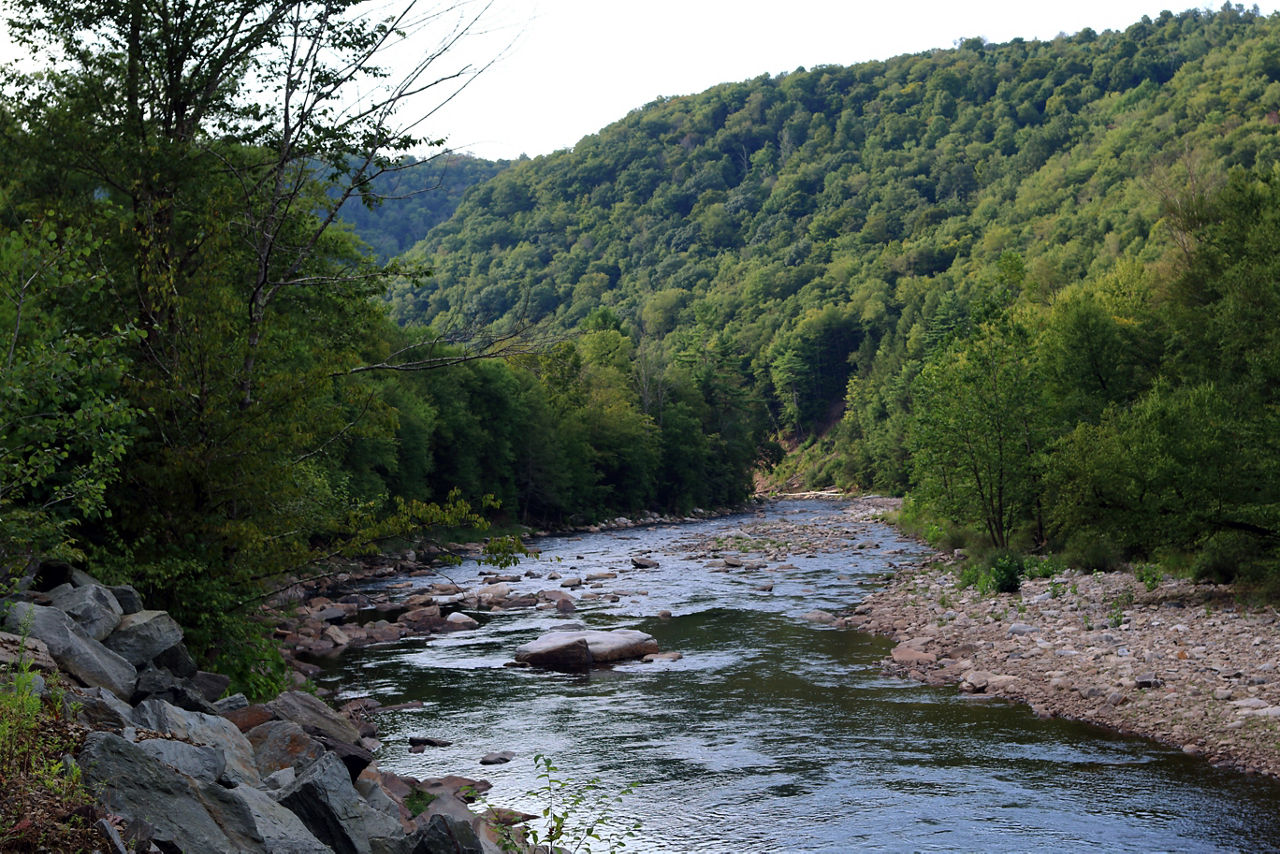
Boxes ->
[315,500,1280,852]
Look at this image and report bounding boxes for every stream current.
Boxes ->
[314,500,1280,852]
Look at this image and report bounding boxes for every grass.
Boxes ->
[0,631,105,852]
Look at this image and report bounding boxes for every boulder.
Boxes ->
[226,784,332,854]
[71,686,137,731]
[191,669,232,702]
[444,612,479,630]
[268,690,362,745]
[4,602,137,699]
[136,737,227,783]
[153,642,199,678]
[47,583,123,641]
[630,557,660,569]
[247,719,327,777]
[479,751,514,766]
[132,697,260,786]
[108,584,145,615]
[131,664,218,713]
[78,731,256,853]
[103,610,184,666]
[0,630,57,672]
[891,644,937,666]
[514,629,659,670]
[275,751,402,854]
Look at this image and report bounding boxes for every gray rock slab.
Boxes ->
[109,584,145,615]
[104,610,184,666]
[276,751,373,854]
[132,697,260,786]
[4,602,137,699]
[137,737,227,783]
[77,731,253,853]
[227,784,332,854]
[48,583,123,641]
[269,690,362,744]
[71,686,136,731]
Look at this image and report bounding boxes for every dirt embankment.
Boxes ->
[845,552,1280,778]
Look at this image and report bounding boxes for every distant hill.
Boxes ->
[386,5,1280,486]
[339,152,509,259]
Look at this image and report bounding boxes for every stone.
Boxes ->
[514,636,592,671]
[136,737,227,783]
[515,629,659,670]
[643,652,683,662]
[269,690,363,745]
[108,584,145,615]
[152,642,198,678]
[801,610,838,625]
[0,630,57,672]
[78,731,255,853]
[131,665,218,713]
[191,669,232,702]
[630,557,660,569]
[961,670,992,692]
[226,784,332,854]
[215,693,251,714]
[409,736,453,748]
[479,750,514,765]
[247,719,327,777]
[103,610,184,667]
[4,602,137,699]
[132,697,260,786]
[71,685,136,731]
[444,612,480,630]
[1008,623,1039,636]
[225,703,276,733]
[416,813,486,854]
[891,644,937,666]
[559,577,583,588]
[48,583,123,641]
[276,751,399,854]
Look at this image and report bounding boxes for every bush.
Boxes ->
[958,549,1028,594]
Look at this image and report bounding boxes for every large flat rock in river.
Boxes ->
[515,629,659,670]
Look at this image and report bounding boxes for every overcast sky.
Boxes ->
[3,1,1276,161]
[423,1,1280,161]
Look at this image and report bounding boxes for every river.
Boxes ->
[312,499,1280,852]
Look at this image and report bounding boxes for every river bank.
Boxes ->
[843,539,1280,779]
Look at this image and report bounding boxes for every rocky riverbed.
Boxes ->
[845,550,1280,779]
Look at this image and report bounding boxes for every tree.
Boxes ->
[910,322,1047,549]
[0,216,136,581]
[0,0,510,689]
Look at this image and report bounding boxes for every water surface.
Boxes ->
[315,501,1280,852]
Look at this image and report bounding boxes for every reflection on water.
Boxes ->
[315,501,1280,853]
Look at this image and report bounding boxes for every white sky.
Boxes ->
[427,1,1279,160]
[3,1,1277,161]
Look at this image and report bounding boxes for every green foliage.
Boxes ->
[489,754,641,854]
[959,550,1029,594]
[0,215,136,581]
[0,622,98,851]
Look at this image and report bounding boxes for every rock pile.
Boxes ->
[1,567,507,853]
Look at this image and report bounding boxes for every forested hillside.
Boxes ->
[384,5,1280,584]
[337,153,509,259]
